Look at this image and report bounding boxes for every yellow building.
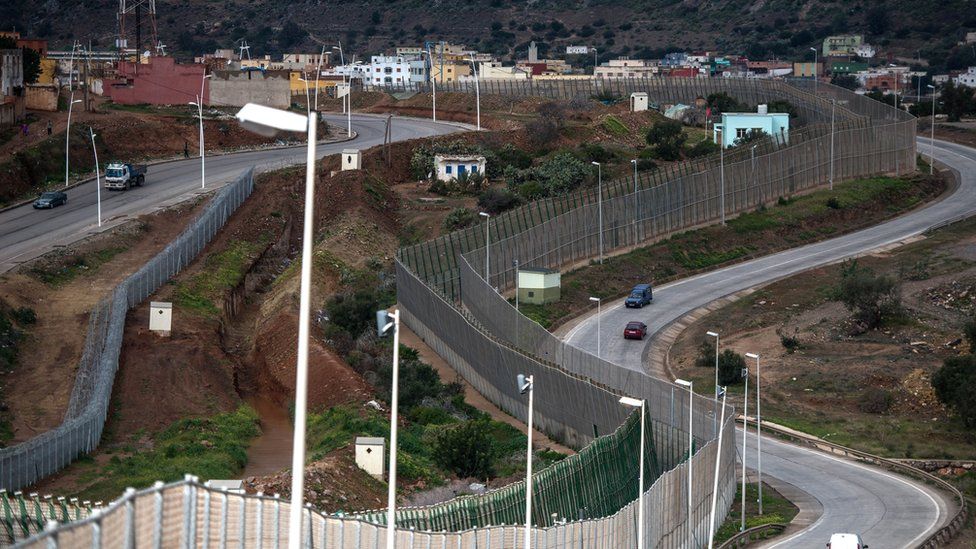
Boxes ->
[289,71,338,95]
[37,58,57,84]
[431,61,471,83]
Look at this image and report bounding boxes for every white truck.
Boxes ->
[104,162,147,191]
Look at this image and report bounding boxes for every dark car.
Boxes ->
[625,283,653,308]
[623,321,648,340]
[33,191,68,209]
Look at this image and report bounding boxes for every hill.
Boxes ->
[3,0,976,72]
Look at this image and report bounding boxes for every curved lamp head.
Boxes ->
[235,103,308,137]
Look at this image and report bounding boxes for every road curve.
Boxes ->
[566,137,972,547]
[0,113,464,273]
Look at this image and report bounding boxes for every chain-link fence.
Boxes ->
[0,170,256,495]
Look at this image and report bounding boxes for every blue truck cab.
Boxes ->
[625,283,653,308]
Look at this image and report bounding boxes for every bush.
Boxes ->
[635,158,658,171]
[376,356,445,409]
[645,120,686,161]
[695,339,716,368]
[326,290,382,338]
[684,139,719,159]
[859,388,893,414]
[717,349,746,386]
[826,196,842,209]
[777,196,795,206]
[835,260,902,330]
[706,92,748,114]
[432,417,497,478]
[964,316,976,352]
[12,307,36,325]
[442,208,478,231]
[577,143,615,163]
[505,152,590,198]
[477,187,520,215]
[780,331,800,353]
[932,354,976,427]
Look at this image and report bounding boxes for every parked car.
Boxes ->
[33,191,68,209]
[623,321,648,340]
[624,283,653,308]
[827,533,868,549]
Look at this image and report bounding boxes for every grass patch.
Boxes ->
[602,115,629,136]
[175,239,266,316]
[669,244,753,270]
[30,246,127,286]
[75,405,260,502]
[713,482,798,544]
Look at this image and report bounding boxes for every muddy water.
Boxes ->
[242,395,294,478]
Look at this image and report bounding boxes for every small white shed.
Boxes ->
[630,92,649,112]
[355,436,386,479]
[149,302,172,334]
[342,149,361,171]
[517,267,561,305]
[434,154,486,182]
[207,480,245,494]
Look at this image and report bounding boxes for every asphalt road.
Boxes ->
[0,113,464,273]
[565,138,974,547]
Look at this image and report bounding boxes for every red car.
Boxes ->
[623,321,648,340]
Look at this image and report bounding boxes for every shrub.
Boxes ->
[442,208,478,232]
[858,388,893,414]
[717,349,746,386]
[826,196,841,209]
[376,357,445,409]
[932,354,976,427]
[432,417,497,478]
[684,139,719,159]
[706,92,748,114]
[477,187,520,215]
[578,143,615,163]
[12,307,36,325]
[636,158,658,171]
[326,290,382,338]
[964,316,976,352]
[835,260,902,330]
[645,120,686,161]
[780,331,800,353]
[777,196,795,206]
[695,339,716,368]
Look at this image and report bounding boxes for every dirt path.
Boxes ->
[241,395,294,478]
[396,319,575,456]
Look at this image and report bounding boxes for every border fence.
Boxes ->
[0,170,256,496]
[10,76,914,548]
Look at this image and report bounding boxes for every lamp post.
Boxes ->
[927,84,936,174]
[740,366,749,532]
[810,47,818,94]
[376,310,401,549]
[745,352,762,515]
[591,161,603,263]
[706,330,719,400]
[593,47,598,72]
[234,103,317,549]
[707,387,728,549]
[829,99,836,190]
[513,259,520,311]
[64,97,82,187]
[479,211,491,286]
[675,378,694,545]
[313,45,326,111]
[425,45,437,122]
[631,158,639,243]
[619,396,646,549]
[719,143,726,225]
[589,296,601,358]
[750,144,758,203]
[297,74,311,119]
[517,374,535,549]
[469,53,481,130]
[88,127,101,228]
[332,44,345,114]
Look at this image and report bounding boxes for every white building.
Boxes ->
[1,48,23,96]
[853,44,877,58]
[465,62,528,81]
[434,154,486,181]
[954,67,976,88]
[594,58,659,79]
[368,55,411,86]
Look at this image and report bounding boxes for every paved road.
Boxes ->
[0,113,463,273]
[566,137,974,547]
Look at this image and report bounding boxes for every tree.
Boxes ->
[432,418,497,478]
[939,81,976,122]
[718,349,746,386]
[866,5,891,35]
[835,260,901,330]
[706,92,748,114]
[932,354,976,427]
[442,208,478,231]
[477,188,520,215]
[831,74,860,91]
[0,37,41,84]
[645,120,686,161]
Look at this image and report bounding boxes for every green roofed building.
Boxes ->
[831,61,868,75]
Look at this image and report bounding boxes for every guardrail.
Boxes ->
[715,522,788,548]
[744,418,968,548]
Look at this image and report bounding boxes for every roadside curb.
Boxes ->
[0,131,359,214]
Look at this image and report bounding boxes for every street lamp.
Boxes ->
[927,84,936,174]
[234,102,316,549]
[745,352,762,515]
[376,309,402,549]
[675,378,694,545]
[425,45,437,122]
[810,47,818,94]
[750,145,758,203]
[88,127,101,228]
[513,259,520,311]
[65,97,82,187]
[706,330,720,400]
[589,296,601,358]
[719,141,726,225]
[469,53,481,130]
[631,158,639,243]
[707,386,728,549]
[619,396,646,549]
[740,366,749,532]
[297,74,312,119]
[829,99,836,190]
[313,45,326,111]
[479,211,491,285]
[591,161,603,263]
[517,374,535,549]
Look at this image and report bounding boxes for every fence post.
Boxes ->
[154,482,165,549]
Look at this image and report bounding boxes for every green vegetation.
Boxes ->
[505,152,592,200]
[442,207,479,231]
[73,406,260,502]
[29,246,127,286]
[669,244,753,270]
[834,259,902,330]
[175,239,266,316]
[0,305,36,446]
[645,120,686,161]
[933,318,976,428]
[696,342,747,386]
[713,483,798,544]
[601,115,629,136]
